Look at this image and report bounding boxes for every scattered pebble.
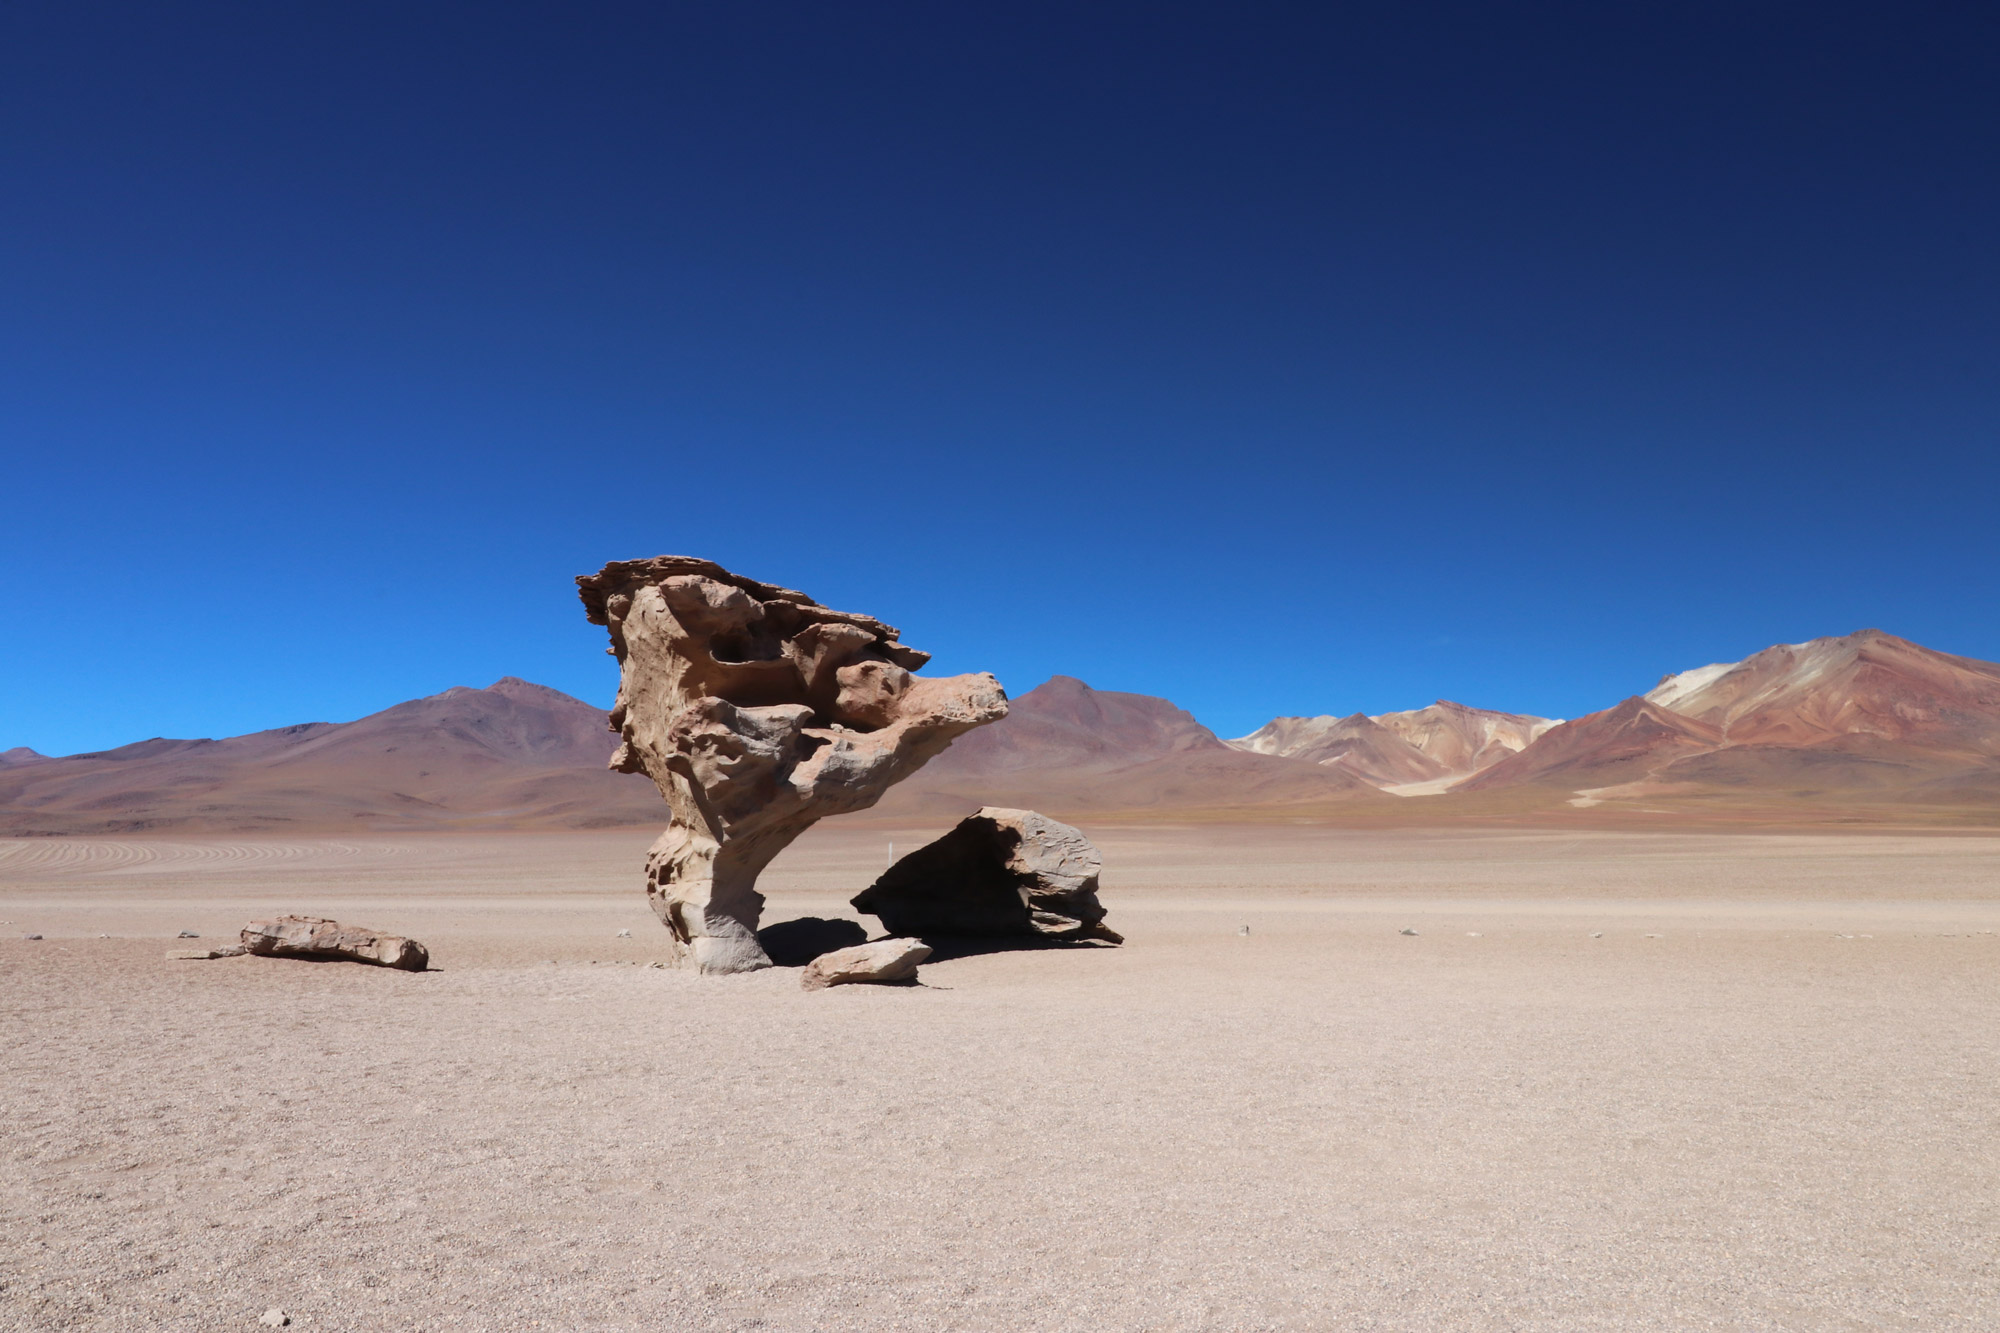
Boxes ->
[1466,932,1482,937]
[616,929,632,938]
[648,961,666,969]
[1590,932,1604,938]
[260,1310,290,1328]
[177,930,200,939]
[1399,928,1418,936]
[1238,925,1250,937]
[1644,933,1662,939]
[24,933,44,941]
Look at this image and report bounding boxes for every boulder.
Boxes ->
[852,807,1120,942]
[240,916,429,970]
[800,938,932,990]
[577,556,1008,974]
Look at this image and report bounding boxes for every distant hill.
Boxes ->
[5,631,1997,833]
[881,675,1385,816]
[0,679,658,835]
[1462,631,2000,814]
[1230,700,1559,788]
[0,674,1385,834]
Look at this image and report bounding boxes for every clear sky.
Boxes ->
[5,2,1998,755]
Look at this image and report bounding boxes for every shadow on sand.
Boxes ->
[759,916,1121,968]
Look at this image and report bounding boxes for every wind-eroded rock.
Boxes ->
[578,555,1008,974]
[852,807,1120,942]
[240,916,430,970]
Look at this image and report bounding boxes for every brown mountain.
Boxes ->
[0,678,658,835]
[1644,629,2000,751]
[1228,713,1448,786]
[1230,700,1558,788]
[1463,631,2000,810]
[883,675,1384,815]
[1372,701,1561,775]
[1456,697,1725,792]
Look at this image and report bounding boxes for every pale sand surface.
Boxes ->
[4,824,1999,1331]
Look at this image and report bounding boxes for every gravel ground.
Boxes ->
[3,825,1998,1331]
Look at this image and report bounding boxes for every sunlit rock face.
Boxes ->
[577,555,1007,974]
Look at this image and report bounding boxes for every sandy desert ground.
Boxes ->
[4,822,1999,1331]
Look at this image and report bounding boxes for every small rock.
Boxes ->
[1644,933,1662,939]
[1238,925,1250,937]
[648,960,665,969]
[616,929,632,938]
[1590,932,1604,938]
[1399,928,1418,936]
[167,946,248,961]
[1466,932,1482,937]
[260,1310,290,1328]
[24,933,44,941]
[177,930,200,939]
[801,938,931,991]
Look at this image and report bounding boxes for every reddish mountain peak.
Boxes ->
[919,675,1226,776]
[1646,630,2000,748]
[0,746,47,766]
[1458,696,1721,792]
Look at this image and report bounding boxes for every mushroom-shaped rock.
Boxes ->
[240,916,429,970]
[578,556,1008,974]
[800,938,932,990]
[851,807,1121,943]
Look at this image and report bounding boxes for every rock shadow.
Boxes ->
[756,916,868,967]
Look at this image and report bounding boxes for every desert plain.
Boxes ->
[4,821,1998,1332]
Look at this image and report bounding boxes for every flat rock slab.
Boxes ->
[800,938,931,990]
[241,916,429,971]
[165,946,247,961]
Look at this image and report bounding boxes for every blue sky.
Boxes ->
[4,2,1998,754]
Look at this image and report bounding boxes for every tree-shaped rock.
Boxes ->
[578,556,1007,973]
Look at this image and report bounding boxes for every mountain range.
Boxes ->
[1227,701,1561,790]
[3,630,1997,833]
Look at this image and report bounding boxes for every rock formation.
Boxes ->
[852,807,1119,942]
[578,555,1009,974]
[800,938,932,990]
[240,916,430,970]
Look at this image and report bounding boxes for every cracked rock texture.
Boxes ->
[578,555,1008,974]
[852,807,1119,942]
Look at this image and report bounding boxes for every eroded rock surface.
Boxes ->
[578,555,1008,974]
[240,916,430,970]
[851,807,1120,942]
[800,938,932,990]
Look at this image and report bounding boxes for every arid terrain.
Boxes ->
[6,822,1998,1331]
